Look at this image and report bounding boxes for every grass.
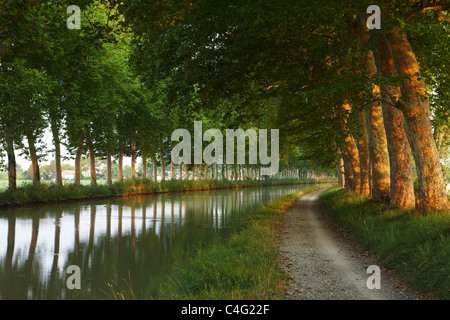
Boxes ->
[319,187,450,300]
[0,177,335,207]
[156,185,325,300]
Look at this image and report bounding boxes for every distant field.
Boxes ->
[0,179,111,191]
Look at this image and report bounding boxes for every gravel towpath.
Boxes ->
[279,188,430,300]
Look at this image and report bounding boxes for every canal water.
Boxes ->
[0,184,309,299]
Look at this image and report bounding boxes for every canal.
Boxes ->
[0,184,310,299]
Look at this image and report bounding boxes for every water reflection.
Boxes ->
[0,185,306,299]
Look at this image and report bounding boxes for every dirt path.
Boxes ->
[279,188,429,300]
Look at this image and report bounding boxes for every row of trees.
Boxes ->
[118,0,449,211]
[0,1,318,192]
[1,1,449,211]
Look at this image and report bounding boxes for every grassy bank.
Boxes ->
[319,188,450,300]
[0,177,335,207]
[156,185,324,300]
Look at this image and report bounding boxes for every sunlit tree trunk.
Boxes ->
[340,102,360,192]
[354,109,370,195]
[374,38,415,209]
[387,26,449,210]
[363,50,390,202]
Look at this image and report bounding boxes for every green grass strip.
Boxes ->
[319,187,450,300]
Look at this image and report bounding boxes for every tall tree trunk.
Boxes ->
[86,132,96,187]
[363,50,391,202]
[118,142,124,181]
[26,133,40,185]
[50,115,63,187]
[24,108,40,185]
[75,137,84,186]
[354,109,370,195]
[342,149,354,191]
[142,154,147,179]
[387,26,449,210]
[153,156,157,182]
[160,146,166,181]
[107,150,112,186]
[131,138,136,179]
[185,163,189,180]
[340,102,361,192]
[374,37,415,209]
[5,129,16,190]
[171,162,175,180]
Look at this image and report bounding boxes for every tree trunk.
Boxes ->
[75,138,84,186]
[185,163,189,180]
[354,109,370,195]
[142,154,147,179]
[340,102,361,192]
[171,162,175,180]
[363,50,391,202]
[387,26,449,210]
[118,142,124,181]
[5,128,16,190]
[26,133,40,185]
[160,146,166,181]
[131,138,136,179]
[153,156,157,182]
[107,150,112,186]
[86,132,96,187]
[374,38,415,209]
[50,115,63,186]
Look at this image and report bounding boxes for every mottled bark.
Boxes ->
[363,50,391,202]
[107,150,112,186]
[387,26,449,210]
[374,38,415,209]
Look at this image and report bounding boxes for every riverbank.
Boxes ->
[0,177,335,208]
[157,185,325,299]
[319,188,449,300]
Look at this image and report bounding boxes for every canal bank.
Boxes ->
[156,185,325,300]
[0,177,335,208]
